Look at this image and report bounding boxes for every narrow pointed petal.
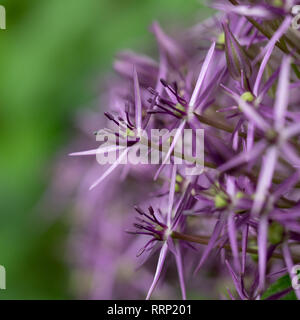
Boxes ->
[241,225,249,274]
[154,120,186,181]
[281,143,300,167]
[226,176,235,198]
[213,3,276,18]
[218,140,266,172]
[89,148,128,190]
[253,44,275,97]
[133,66,142,131]
[257,67,280,101]
[146,242,168,300]
[253,17,292,96]
[252,146,278,215]
[195,215,225,272]
[247,121,255,151]
[189,41,216,111]
[283,122,300,139]
[155,49,168,95]
[225,260,245,300]
[274,55,291,130]
[69,145,125,156]
[273,171,300,201]
[234,95,270,131]
[228,212,240,272]
[258,214,268,292]
[174,243,186,300]
[223,23,251,82]
[167,164,177,226]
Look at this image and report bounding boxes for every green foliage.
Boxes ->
[268,222,284,245]
[261,274,297,300]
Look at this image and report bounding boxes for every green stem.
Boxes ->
[193,112,300,189]
[172,231,300,262]
[193,112,246,138]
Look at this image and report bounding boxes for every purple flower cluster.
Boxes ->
[49,0,300,299]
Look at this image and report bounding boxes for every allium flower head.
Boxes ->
[46,0,300,300]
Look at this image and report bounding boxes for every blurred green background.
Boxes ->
[0,0,212,299]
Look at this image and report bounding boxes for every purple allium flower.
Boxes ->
[128,165,192,299]
[46,1,300,300]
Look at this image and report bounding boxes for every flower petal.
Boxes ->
[146,242,168,300]
[89,148,128,190]
[133,65,142,131]
[274,55,291,130]
[252,146,278,215]
[189,41,216,111]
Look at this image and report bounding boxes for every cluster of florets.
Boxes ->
[48,0,300,299]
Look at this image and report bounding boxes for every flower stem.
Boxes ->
[171,230,300,262]
[193,112,246,138]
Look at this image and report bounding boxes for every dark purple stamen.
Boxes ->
[127,206,167,256]
[125,101,135,128]
[104,112,122,128]
[160,78,187,104]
